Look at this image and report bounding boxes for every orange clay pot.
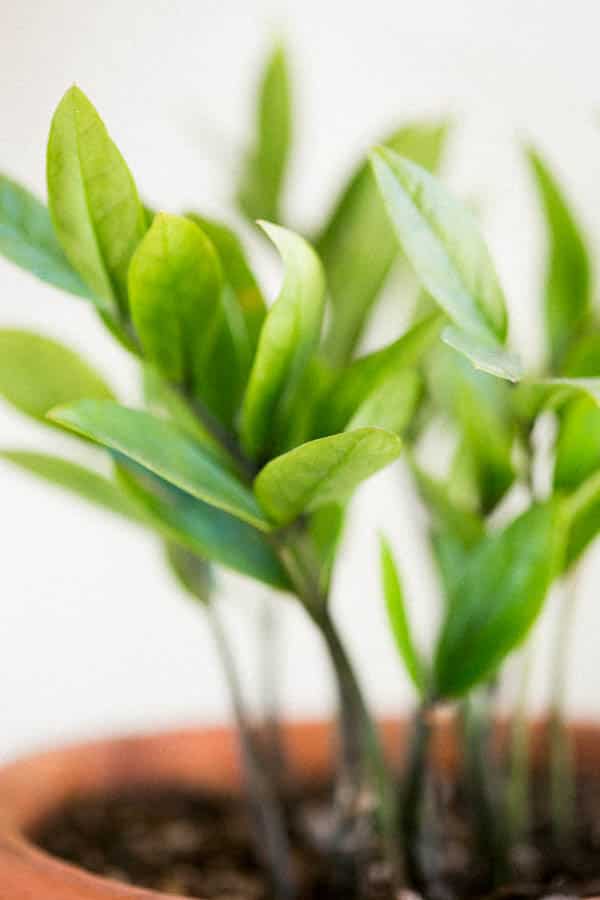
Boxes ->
[0,718,599,899]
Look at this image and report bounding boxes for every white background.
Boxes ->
[2,0,600,762]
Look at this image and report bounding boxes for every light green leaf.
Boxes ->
[347,369,421,435]
[316,311,443,436]
[254,428,402,526]
[527,148,591,367]
[129,212,222,388]
[116,463,290,590]
[412,464,484,548]
[380,536,426,694]
[433,502,562,698]
[49,400,270,530]
[309,503,346,590]
[165,543,214,606]
[237,44,292,224]
[562,470,600,569]
[240,223,325,459]
[0,175,92,299]
[0,450,142,521]
[187,213,266,353]
[442,325,524,382]
[47,86,146,315]
[371,147,507,343]
[0,330,114,421]
[533,377,600,405]
[320,122,448,364]
[554,396,600,492]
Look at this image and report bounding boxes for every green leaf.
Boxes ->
[165,543,214,605]
[380,536,426,694]
[237,44,292,223]
[47,86,146,315]
[412,464,484,548]
[0,175,92,299]
[554,396,600,492]
[309,503,346,589]
[49,400,270,530]
[0,450,142,521]
[427,345,515,513]
[116,463,290,590]
[316,311,443,436]
[371,147,507,343]
[254,428,402,526]
[442,325,524,382]
[527,148,591,367]
[346,369,421,435]
[129,213,222,386]
[240,223,325,459]
[319,122,448,364]
[533,377,600,405]
[433,502,562,698]
[186,213,266,353]
[562,470,600,568]
[0,330,114,421]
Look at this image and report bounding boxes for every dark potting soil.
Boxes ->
[32,778,600,900]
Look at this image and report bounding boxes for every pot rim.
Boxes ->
[1,718,600,900]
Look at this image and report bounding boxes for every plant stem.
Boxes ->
[258,592,288,783]
[548,568,579,848]
[507,643,533,846]
[400,701,432,884]
[206,601,296,900]
[462,688,507,885]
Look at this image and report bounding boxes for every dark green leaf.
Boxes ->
[380,536,426,694]
[237,44,292,223]
[433,502,562,698]
[49,400,270,530]
[527,148,591,367]
[0,330,114,421]
[371,148,507,343]
[240,223,325,460]
[47,86,147,315]
[116,464,289,590]
[320,122,448,364]
[0,175,92,299]
[254,428,402,526]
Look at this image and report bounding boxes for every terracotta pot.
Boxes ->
[0,719,599,899]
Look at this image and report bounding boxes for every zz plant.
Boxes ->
[1,43,599,900]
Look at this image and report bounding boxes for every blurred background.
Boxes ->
[2,0,600,761]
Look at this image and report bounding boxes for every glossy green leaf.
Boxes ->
[320,122,448,364]
[442,325,524,383]
[129,213,223,391]
[0,330,114,421]
[47,86,146,315]
[187,213,266,353]
[371,147,507,343]
[254,428,402,526]
[165,543,214,605]
[554,396,600,492]
[380,536,426,694]
[0,175,92,299]
[240,223,325,459]
[49,400,270,530]
[527,148,591,367]
[433,502,562,698]
[116,463,289,590]
[0,450,142,521]
[346,369,421,435]
[237,44,292,223]
[316,311,443,436]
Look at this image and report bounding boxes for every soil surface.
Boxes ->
[32,779,600,900]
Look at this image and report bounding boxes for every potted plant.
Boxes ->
[1,43,600,900]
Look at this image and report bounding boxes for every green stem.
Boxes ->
[463,689,507,885]
[507,644,533,845]
[206,602,296,900]
[548,568,579,848]
[258,593,288,783]
[400,702,432,885]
